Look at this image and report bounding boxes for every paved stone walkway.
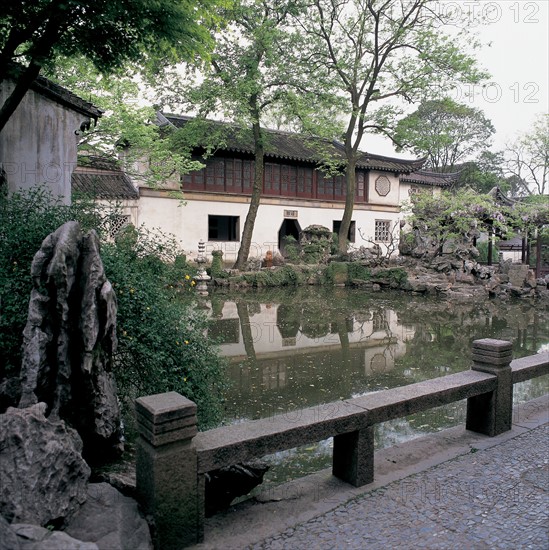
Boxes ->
[250,424,549,550]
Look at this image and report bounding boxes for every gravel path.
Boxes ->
[251,424,549,550]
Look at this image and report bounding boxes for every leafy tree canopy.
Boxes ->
[394,98,495,170]
[287,0,489,252]
[46,56,203,187]
[0,0,217,131]
[405,188,548,257]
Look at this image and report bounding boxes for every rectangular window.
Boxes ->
[243,160,254,192]
[333,220,356,243]
[181,157,205,190]
[208,215,240,242]
[375,220,391,243]
[297,167,313,197]
[356,172,365,201]
[334,175,345,200]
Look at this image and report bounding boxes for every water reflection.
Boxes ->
[206,287,548,489]
[207,288,548,423]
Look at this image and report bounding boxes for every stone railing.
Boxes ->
[134,339,548,549]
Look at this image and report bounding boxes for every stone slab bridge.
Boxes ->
[134,339,549,549]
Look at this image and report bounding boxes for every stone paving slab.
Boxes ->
[251,424,548,550]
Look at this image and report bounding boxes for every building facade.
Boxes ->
[133,114,451,262]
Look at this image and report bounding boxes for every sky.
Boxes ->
[366,0,549,158]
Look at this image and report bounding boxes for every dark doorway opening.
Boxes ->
[278,219,301,254]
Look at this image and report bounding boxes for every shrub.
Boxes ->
[347,263,372,281]
[0,187,225,429]
[282,235,301,263]
[101,230,225,428]
[476,241,500,264]
[0,187,103,381]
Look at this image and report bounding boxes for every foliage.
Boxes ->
[475,241,500,264]
[456,151,512,195]
[100,227,225,428]
[155,0,311,269]
[512,194,549,239]
[372,268,408,287]
[0,187,225,429]
[504,114,549,195]
[0,187,105,380]
[323,262,348,285]
[241,266,303,287]
[283,235,301,263]
[404,188,516,256]
[44,56,203,188]
[0,0,217,131]
[289,0,489,252]
[210,250,227,278]
[347,263,372,282]
[394,98,495,170]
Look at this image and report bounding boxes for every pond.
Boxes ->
[206,287,549,487]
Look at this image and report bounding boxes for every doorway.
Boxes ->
[278,219,301,254]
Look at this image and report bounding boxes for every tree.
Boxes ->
[405,188,514,258]
[292,0,488,253]
[457,151,512,195]
[394,98,495,170]
[46,56,202,187]
[505,115,549,196]
[157,0,311,270]
[0,0,215,132]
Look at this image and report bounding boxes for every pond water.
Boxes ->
[206,287,549,487]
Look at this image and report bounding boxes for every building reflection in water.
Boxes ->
[206,299,416,421]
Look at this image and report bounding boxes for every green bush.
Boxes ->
[475,241,500,264]
[347,262,372,281]
[0,187,225,428]
[282,235,301,263]
[210,249,228,278]
[241,265,302,287]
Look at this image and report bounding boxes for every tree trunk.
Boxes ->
[338,157,357,254]
[233,121,264,270]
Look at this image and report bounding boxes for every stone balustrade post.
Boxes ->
[135,392,201,549]
[333,427,375,487]
[466,339,513,436]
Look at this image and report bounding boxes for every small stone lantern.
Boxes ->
[193,240,211,296]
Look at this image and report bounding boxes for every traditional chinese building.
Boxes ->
[131,114,452,262]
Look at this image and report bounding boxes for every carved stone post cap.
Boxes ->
[472,339,513,353]
[472,339,513,367]
[136,391,197,423]
[136,392,197,446]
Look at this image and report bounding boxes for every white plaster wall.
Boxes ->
[0,81,87,204]
[368,171,400,206]
[138,193,402,261]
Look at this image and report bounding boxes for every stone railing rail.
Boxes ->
[134,339,548,549]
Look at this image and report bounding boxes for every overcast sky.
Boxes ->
[367,0,549,158]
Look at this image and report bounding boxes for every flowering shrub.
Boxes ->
[404,189,516,256]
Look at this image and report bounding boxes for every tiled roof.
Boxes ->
[3,63,102,120]
[72,158,138,199]
[160,113,425,174]
[400,170,458,187]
